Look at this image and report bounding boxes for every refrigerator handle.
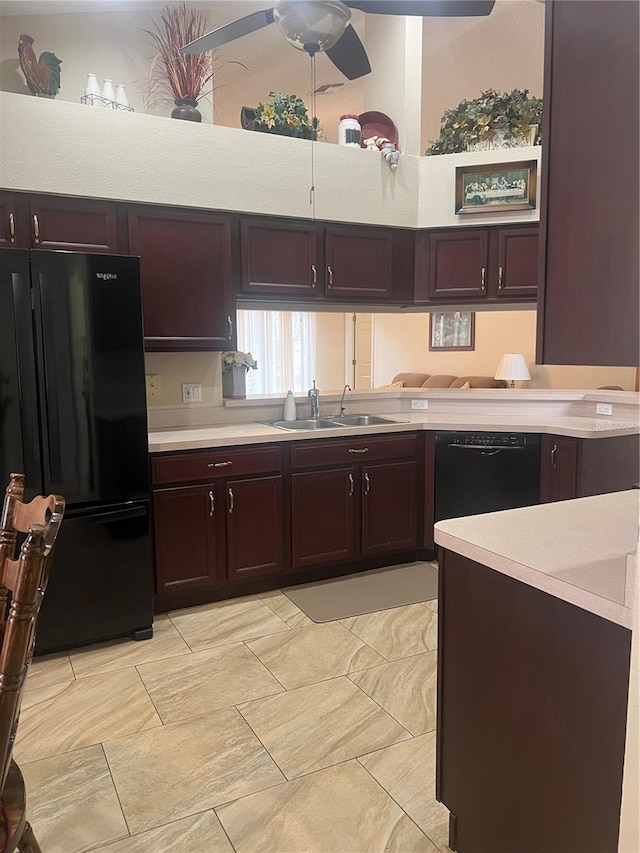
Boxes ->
[36,272,63,486]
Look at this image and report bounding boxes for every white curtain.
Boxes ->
[237,310,316,395]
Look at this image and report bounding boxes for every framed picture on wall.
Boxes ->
[455,159,537,214]
[429,311,475,351]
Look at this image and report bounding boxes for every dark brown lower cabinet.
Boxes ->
[362,461,418,556]
[437,549,631,853]
[226,476,284,580]
[153,485,220,596]
[291,468,357,570]
[539,435,578,502]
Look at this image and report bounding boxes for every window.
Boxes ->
[237,310,316,395]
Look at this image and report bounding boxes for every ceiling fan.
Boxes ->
[181,0,496,80]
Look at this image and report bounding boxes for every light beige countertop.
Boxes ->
[148,412,639,453]
[434,491,639,628]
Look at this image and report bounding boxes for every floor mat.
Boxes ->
[283,561,438,622]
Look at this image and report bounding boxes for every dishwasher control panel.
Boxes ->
[445,433,527,448]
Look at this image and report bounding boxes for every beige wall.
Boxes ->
[421,0,544,153]
[372,311,636,390]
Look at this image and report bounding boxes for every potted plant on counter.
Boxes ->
[426,89,542,155]
[222,351,258,399]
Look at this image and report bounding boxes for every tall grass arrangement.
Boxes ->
[143,3,212,109]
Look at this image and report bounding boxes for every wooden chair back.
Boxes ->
[0,473,65,796]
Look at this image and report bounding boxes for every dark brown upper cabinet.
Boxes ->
[428,229,489,299]
[496,227,538,299]
[239,217,319,297]
[11,194,120,253]
[324,224,394,300]
[537,0,639,366]
[128,205,234,351]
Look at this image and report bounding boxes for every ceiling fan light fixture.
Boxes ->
[274,0,352,53]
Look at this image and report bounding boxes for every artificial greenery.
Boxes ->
[426,89,543,155]
[254,92,320,138]
[222,351,258,373]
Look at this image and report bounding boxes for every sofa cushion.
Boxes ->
[421,375,457,388]
[450,376,508,389]
[391,373,430,388]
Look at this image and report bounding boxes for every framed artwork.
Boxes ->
[455,159,537,214]
[429,311,475,351]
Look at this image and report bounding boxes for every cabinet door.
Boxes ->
[325,225,393,299]
[537,1,639,366]
[240,218,319,296]
[496,227,538,299]
[539,435,578,503]
[28,195,119,253]
[362,461,418,556]
[128,206,234,350]
[0,191,20,248]
[153,485,220,596]
[428,230,489,299]
[225,476,284,581]
[291,468,357,569]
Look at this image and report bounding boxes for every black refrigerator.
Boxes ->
[0,249,153,653]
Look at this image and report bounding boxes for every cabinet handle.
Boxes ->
[33,214,40,244]
[208,461,232,468]
[348,447,368,454]
[311,264,317,287]
[348,473,354,497]
[327,266,333,289]
[364,472,370,496]
[498,266,503,289]
[226,315,233,340]
[551,443,558,468]
[8,213,15,243]
[208,490,215,517]
[228,487,234,514]
[480,267,485,290]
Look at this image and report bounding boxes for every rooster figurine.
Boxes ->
[18,34,61,97]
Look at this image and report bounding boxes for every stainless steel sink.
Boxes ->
[269,419,348,431]
[329,414,402,426]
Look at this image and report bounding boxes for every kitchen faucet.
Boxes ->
[339,384,351,417]
[308,380,319,419]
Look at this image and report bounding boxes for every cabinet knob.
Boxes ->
[498,266,503,289]
[208,490,215,517]
[364,472,370,495]
[348,473,354,497]
[311,264,317,287]
[551,443,558,468]
[480,267,486,290]
[208,461,232,468]
[228,487,234,513]
[8,212,15,244]
[33,214,40,244]
[348,447,368,454]
[327,266,333,288]
[227,315,233,340]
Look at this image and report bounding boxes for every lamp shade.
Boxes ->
[494,353,531,383]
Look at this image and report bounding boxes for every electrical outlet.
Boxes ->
[596,402,613,416]
[411,399,429,410]
[145,374,160,399]
[182,383,202,403]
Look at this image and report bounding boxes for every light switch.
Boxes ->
[182,383,202,403]
[145,374,160,398]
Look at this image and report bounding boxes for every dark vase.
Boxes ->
[171,99,201,122]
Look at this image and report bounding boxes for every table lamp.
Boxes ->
[494,353,531,388]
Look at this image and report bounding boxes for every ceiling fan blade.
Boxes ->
[344,1,495,16]
[325,24,371,80]
[181,8,275,54]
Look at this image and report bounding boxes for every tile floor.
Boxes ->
[17,569,450,852]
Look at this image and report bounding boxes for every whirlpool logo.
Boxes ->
[96,272,118,280]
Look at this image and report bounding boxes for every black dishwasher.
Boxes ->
[435,431,541,522]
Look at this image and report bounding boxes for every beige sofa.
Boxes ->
[392,373,507,389]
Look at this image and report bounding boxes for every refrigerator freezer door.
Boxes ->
[35,500,154,653]
[32,252,149,505]
[0,248,42,499]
